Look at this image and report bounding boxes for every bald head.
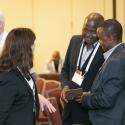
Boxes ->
[52,50,60,62]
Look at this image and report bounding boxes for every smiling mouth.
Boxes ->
[86,39,93,42]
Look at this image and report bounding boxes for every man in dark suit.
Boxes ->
[60,13,104,125]
[80,19,125,125]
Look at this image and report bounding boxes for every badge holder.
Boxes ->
[72,70,85,86]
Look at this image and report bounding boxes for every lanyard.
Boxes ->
[85,42,100,72]
[76,42,100,73]
[76,42,84,69]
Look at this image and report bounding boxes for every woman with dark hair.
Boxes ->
[0,28,55,125]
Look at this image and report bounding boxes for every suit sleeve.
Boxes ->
[0,78,17,124]
[60,37,73,88]
[82,59,125,109]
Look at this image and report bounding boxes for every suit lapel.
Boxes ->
[99,43,125,72]
[14,69,34,96]
[107,43,125,61]
[92,43,125,91]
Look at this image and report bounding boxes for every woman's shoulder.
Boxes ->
[0,70,18,93]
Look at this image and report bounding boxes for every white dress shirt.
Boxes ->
[103,43,122,61]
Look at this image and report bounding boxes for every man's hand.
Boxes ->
[61,86,69,103]
[75,91,91,103]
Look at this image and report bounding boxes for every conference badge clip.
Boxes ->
[72,70,84,86]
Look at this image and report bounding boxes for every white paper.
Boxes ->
[72,72,83,86]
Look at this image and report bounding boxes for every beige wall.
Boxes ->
[116,0,125,41]
[0,0,124,73]
[71,0,112,35]
[0,0,33,30]
[33,0,71,73]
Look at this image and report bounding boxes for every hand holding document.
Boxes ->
[65,89,91,103]
[65,88,83,100]
[77,91,91,103]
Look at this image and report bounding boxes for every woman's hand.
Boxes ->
[38,94,56,113]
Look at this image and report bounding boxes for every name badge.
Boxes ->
[72,70,84,86]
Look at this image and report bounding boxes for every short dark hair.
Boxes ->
[0,28,36,75]
[100,19,123,41]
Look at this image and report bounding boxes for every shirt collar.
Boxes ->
[103,43,122,61]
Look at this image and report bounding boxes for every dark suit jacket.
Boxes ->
[60,35,104,124]
[0,68,40,125]
[82,43,125,125]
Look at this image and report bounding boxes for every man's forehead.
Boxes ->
[84,20,98,29]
